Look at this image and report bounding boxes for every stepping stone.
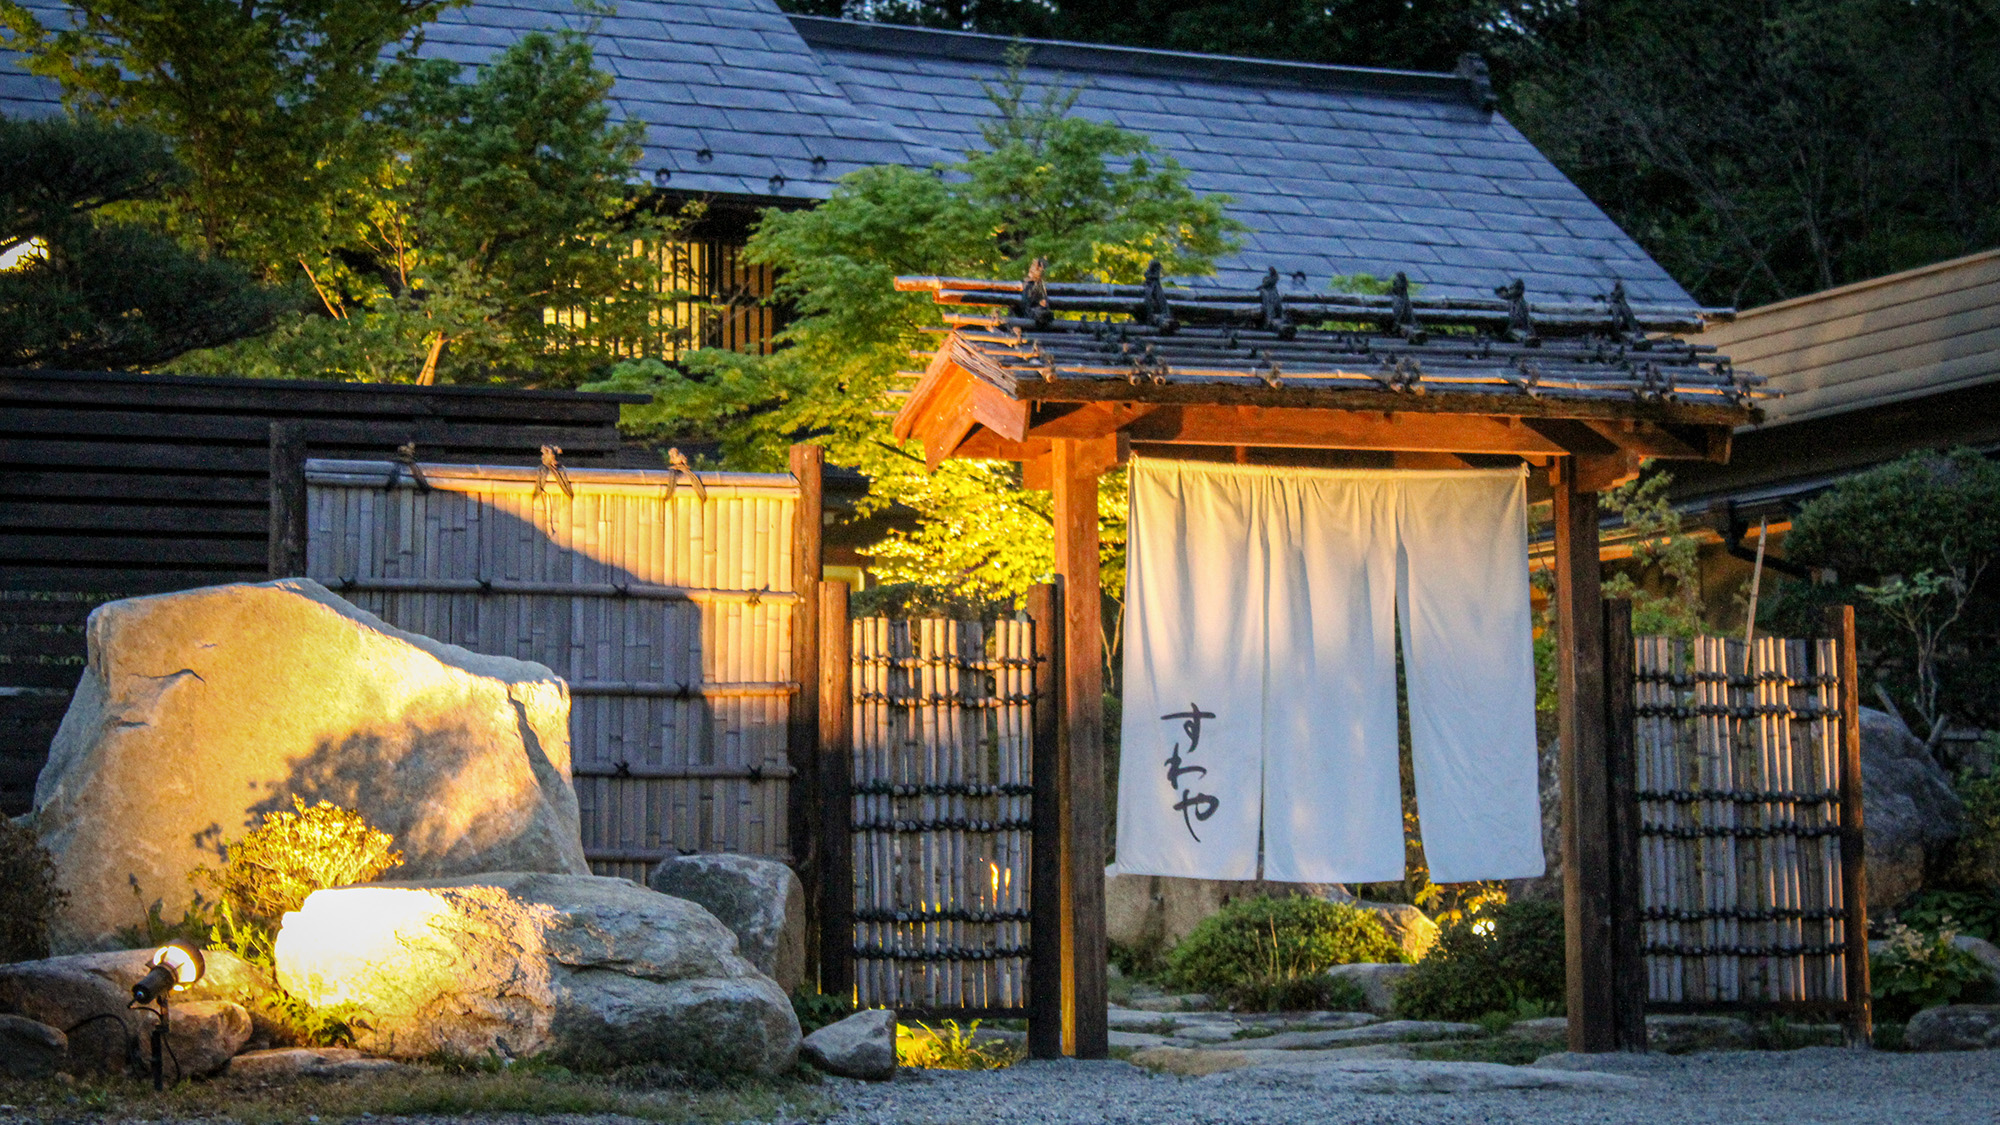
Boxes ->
[1109,1030,1174,1050]
[228,1048,404,1080]
[1203,1057,1648,1093]
[1311,1019,1483,1044]
[1126,993,1213,1012]
[1106,1007,1181,1031]
[1169,1023,1244,1043]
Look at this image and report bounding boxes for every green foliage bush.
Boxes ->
[1391,900,1567,1021]
[1870,921,1996,1022]
[1898,890,2000,944]
[195,796,405,948]
[1165,895,1402,1009]
[0,817,66,963]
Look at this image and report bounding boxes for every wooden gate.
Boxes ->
[817,583,1060,1025]
[1615,604,1870,1040]
[304,457,805,878]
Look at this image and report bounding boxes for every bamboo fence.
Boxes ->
[1633,632,1852,1008]
[305,459,800,879]
[848,616,1035,1014]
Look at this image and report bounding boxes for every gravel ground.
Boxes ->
[818,1049,2000,1125]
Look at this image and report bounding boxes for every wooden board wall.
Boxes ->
[0,369,639,815]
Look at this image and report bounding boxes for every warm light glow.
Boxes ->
[1472,918,1496,937]
[152,942,204,990]
[274,887,455,1007]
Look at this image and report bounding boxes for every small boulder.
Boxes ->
[801,1009,896,1080]
[30,579,589,953]
[1103,866,1346,952]
[1956,936,2000,987]
[1905,1004,2000,1051]
[1338,898,1439,962]
[0,948,271,1075]
[1323,963,1413,1014]
[1644,1014,1753,1053]
[649,854,806,993]
[229,1047,404,1080]
[1857,708,1965,910]
[274,873,799,1073]
[166,1001,253,1078]
[0,1014,66,1079]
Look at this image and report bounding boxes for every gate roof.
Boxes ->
[893,269,1761,484]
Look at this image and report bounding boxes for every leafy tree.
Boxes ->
[1782,448,2000,736]
[0,113,281,367]
[595,60,1238,617]
[173,31,689,385]
[1,0,462,278]
[1505,0,2000,307]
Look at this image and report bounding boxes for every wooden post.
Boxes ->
[1553,458,1616,1052]
[1603,598,1648,1050]
[818,580,854,1000]
[1050,438,1109,1059]
[1027,583,1064,1060]
[787,444,825,974]
[1828,604,1872,1046]
[268,422,308,577]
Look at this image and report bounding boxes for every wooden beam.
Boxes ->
[818,580,854,1000]
[1522,418,1621,456]
[1024,436,1121,491]
[1027,582,1064,1060]
[268,422,307,578]
[1051,437,1110,1059]
[1575,450,1644,493]
[1016,376,1754,430]
[1026,401,1158,440]
[1603,598,1648,1051]
[787,444,824,897]
[1582,420,1704,460]
[1828,604,1873,1046]
[1124,405,1569,454]
[1553,459,1616,1053]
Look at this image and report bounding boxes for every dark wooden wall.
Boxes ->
[0,368,646,815]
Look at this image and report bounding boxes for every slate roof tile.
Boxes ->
[0,0,1692,303]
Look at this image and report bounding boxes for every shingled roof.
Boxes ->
[892,267,1758,475]
[2,0,1692,304]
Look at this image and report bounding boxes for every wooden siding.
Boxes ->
[1700,249,2000,426]
[0,370,637,815]
[305,459,800,879]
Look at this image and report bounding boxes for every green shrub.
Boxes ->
[1871,920,1995,1022]
[1228,973,1370,1014]
[1391,900,1566,1021]
[1899,889,2000,944]
[790,990,856,1035]
[1165,895,1402,1009]
[0,817,66,962]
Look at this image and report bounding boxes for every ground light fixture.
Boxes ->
[130,940,206,1090]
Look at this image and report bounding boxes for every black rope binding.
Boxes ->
[1645,942,1846,958]
[851,781,1035,798]
[851,817,1033,834]
[853,909,1033,924]
[1642,907,1848,923]
[1639,822,1842,839]
[1636,789,1840,805]
[851,945,1031,961]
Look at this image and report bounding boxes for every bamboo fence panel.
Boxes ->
[305,459,800,880]
[1633,632,1851,1009]
[848,616,1035,1014]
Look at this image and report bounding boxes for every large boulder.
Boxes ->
[274,873,798,1073]
[1858,708,1965,909]
[649,854,806,993]
[800,1008,896,1080]
[1905,1004,2000,1051]
[1104,867,1347,954]
[31,579,588,953]
[0,948,269,1075]
[1322,963,1411,1014]
[164,1001,254,1078]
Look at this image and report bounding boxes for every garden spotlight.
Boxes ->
[130,940,204,1090]
[132,940,204,1005]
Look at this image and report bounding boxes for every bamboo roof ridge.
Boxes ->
[895,265,1763,414]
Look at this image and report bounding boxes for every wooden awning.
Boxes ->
[892,270,1761,489]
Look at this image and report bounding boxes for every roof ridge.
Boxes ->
[789,15,1484,105]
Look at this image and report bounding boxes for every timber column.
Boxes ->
[1553,457,1617,1052]
[1050,437,1111,1058]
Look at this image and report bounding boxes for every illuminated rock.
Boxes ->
[31,579,587,953]
[648,853,806,993]
[274,873,799,1074]
[164,1000,254,1077]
